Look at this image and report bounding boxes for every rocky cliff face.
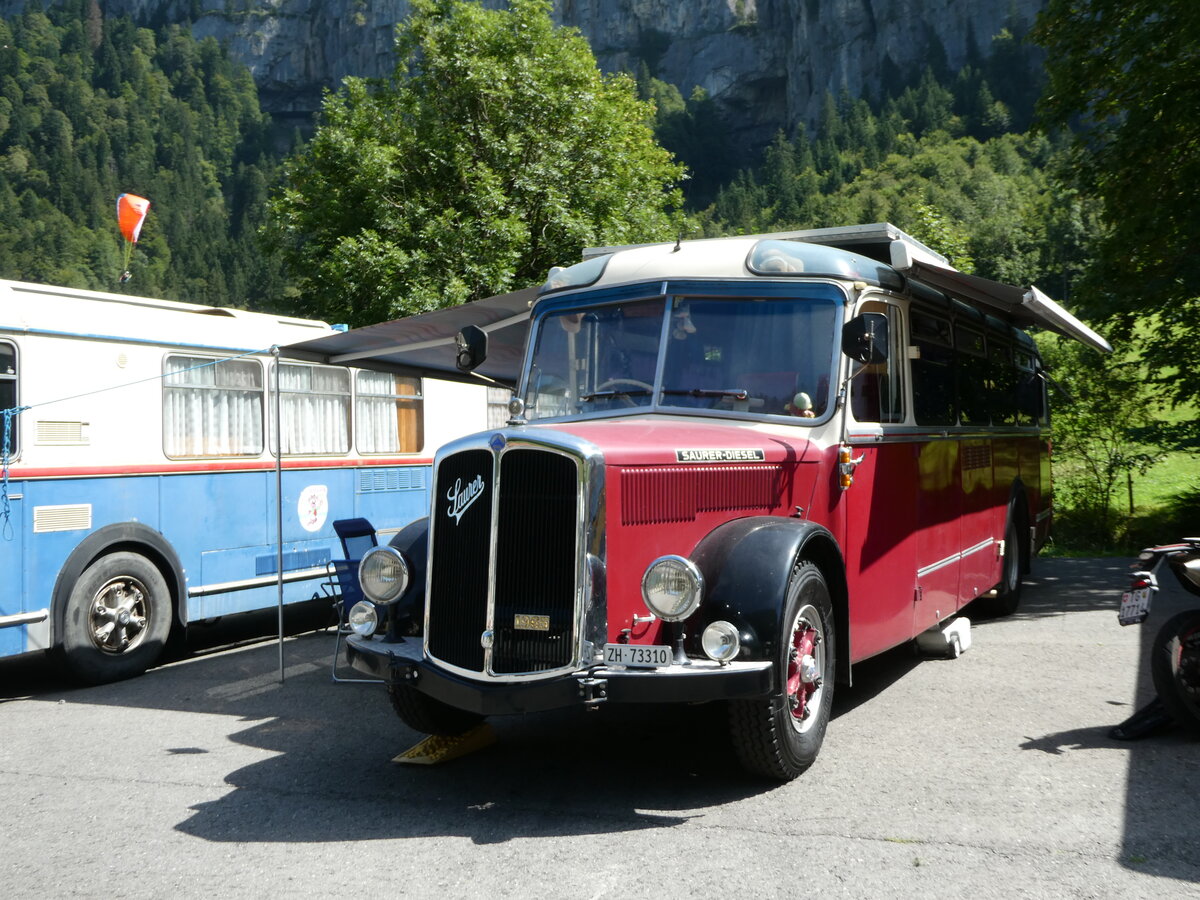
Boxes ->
[15,0,1046,147]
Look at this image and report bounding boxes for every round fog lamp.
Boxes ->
[347,601,379,636]
[641,555,703,622]
[358,546,410,604]
[701,620,741,663]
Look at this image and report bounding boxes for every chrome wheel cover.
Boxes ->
[785,602,826,735]
[87,576,150,655]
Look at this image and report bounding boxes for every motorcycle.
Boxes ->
[1110,538,1200,740]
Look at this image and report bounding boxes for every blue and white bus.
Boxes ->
[0,279,501,682]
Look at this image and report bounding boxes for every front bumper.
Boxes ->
[346,634,775,716]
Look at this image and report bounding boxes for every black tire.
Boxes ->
[1150,610,1200,735]
[728,561,836,781]
[975,515,1022,618]
[61,552,172,684]
[387,682,485,736]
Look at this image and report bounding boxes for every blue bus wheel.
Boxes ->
[61,552,172,684]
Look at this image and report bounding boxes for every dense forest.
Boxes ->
[0,1,288,305]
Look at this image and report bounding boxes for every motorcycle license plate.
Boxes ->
[1118,587,1153,625]
[604,643,672,668]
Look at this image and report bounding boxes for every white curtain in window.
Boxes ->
[164,356,263,457]
[486,386,510,429]
[277,364,350,454]
[353,371,424,453]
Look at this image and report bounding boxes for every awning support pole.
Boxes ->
[272,346,285,683]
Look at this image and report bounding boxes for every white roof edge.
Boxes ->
[584,223,948,266]
[1,277,331,332]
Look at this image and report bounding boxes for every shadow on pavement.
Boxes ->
[0,599,333,702]
[3,556,1195,870]
[1013,556,1199,882]
[4,621,777,843]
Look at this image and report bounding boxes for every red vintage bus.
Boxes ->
[324,224,1110,780]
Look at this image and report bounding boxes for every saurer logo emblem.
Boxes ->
[446,475,485,525]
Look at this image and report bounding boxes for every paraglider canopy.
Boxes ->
[116,193,150,282]
[117,193,150,244]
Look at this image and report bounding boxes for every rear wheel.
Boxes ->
[388,682,484,736]
[61,552,172,684]
[728,561,835,781]
[1150,610,1200,734]
[975,515,1022,618]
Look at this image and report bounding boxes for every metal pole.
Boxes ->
[272,346,285,683]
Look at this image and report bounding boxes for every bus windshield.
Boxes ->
[522,293,840,420]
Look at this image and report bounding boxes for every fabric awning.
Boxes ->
[281,287,538,385]
[906,260,1112,353]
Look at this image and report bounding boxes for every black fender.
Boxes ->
[51,522,188,647]
[685,516,851,685]
[385,516,429,632]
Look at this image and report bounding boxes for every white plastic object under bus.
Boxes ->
[914,617,972,659]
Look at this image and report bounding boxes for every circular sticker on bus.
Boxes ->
[298,484,329,532]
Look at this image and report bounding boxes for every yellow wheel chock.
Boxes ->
[392,723,497,765]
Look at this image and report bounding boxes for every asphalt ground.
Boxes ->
[1,556,1197,899]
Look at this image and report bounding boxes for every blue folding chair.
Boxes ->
[329,518,380,683]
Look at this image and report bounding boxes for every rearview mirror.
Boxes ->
[841,313,889,365]
[455,324,488,372]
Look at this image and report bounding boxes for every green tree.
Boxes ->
[266,0,686,327]
[1033,0,1200,406]
[1038,336,1163,550]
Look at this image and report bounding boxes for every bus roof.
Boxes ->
[281,223,1110,385]
[0,279,334,352]
[576,223,1110,353]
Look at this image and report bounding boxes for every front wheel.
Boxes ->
[61,552,172,684]
[388,682,484,737]
[728,561,836,781]
[1150,610,1200,734]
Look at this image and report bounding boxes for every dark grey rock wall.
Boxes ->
[9,1,1046,146]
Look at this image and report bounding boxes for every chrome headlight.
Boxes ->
[347,600,379,636]
[701,620,741,663]
[641,555,703,622]
[358,546,410,605]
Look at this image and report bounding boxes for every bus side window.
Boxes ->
[275,363,351,455]
[988,340,1017,426]
[163,355,264,458]
[357,371,424,454]
[0,341,17,453]
[911,310,955,426]
[1014,347,1042,425]
[850,303,904,424]
[956,324,988,426]
[486,386,511,429]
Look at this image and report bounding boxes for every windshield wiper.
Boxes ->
[661,388,749,400]
[579,388,654,401]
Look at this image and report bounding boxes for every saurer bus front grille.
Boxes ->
[427,444,580,676]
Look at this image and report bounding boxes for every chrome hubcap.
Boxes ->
[88,577,149,655]
[785,603,824,734]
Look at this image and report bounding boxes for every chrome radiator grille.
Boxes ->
[427,444,581,676]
